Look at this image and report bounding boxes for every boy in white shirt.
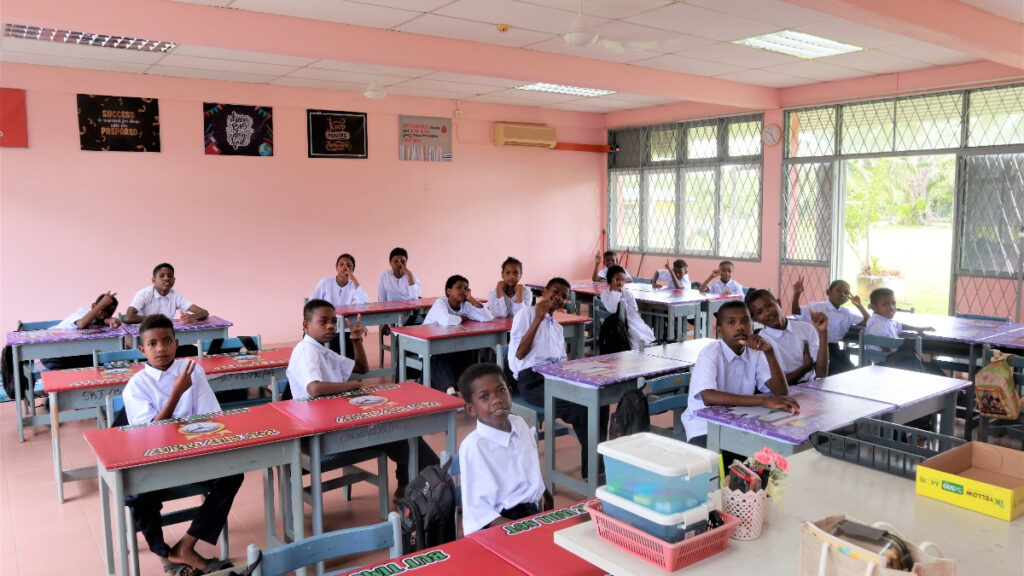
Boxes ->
[122,314,240,575]
[42,291,122,370]
[487,257,533,318]
[746,288,829,384]
[592,250,632,282]
[511,278,607,478]
[378,247,422,303]
[600,265,656,350]
[652,259,691,290]
[310,253,369,358]
[791,278,870,374]
[681,301,798,447]
[457,363,552,535]
[422,275,494,393]
[865,288,933,352]
[125,263,209,324]
[700,260,744,295]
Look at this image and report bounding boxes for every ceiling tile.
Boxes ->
[352,0,455,11]
[229,0,420,29]
[714,68,810,87]
[517,0,675,20]
[269,76,367,92]
[588,20,716,54]
[156,54,299,75]
[677,41,800,68]
[170,45,317,67]
[284,67,409,85]
[434,0,597,35]
[625,3,779,41]
[762,59,867,82]
[395,14,557,47]
[794,19,909,49]
[545,100,627,113]
[688,0,831,27]
[0,36,168,64]
[0,50,154,73]
[383,85,466,100]
[420,71,528,88]
[305,59,431,77]
[387,77,505,97]
[631,53,745,76]
[468,88,582,103]
[595,93,680,105]
[875,41,979,67]
[147,65,279,84]
[819,50,931,74]
[960,0,1024,23]
[526,37,663,63]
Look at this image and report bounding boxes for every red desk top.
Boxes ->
[390,313,590,342]
[269,382,464,435]
[336,298,438,316]
[83,403,312,470]
[42,348,293,393]
[335,538,526,576]
[469,500,604,576]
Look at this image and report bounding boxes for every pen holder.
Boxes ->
[723,487,766,540]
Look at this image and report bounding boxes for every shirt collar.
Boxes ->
[151,287,170,300]
[717,339,749,363]
[143,360,173,379]
[762,320,793,338]
[475,418,516,447]
[302,334,331,356]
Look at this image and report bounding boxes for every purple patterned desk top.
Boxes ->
[979,327,1024,351]
[630,288,709,306]
[122,315,232,335]
[696,386,891,445]
[641,339,717,364]
[6,325,128,346]
[799,365,970,409]
[889,312,1022,344]
[532,351,690,387]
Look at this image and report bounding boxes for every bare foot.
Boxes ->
[168,536,208,571]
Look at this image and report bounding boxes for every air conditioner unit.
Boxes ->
[494,122,557,148]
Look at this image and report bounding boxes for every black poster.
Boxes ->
[77,94,160,152]
[204,103,273,156]
[307,109,367,159]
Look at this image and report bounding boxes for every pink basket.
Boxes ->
[585,501,739,571]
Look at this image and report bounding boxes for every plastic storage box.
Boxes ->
[598,432,720,514]
[596,486,713,543]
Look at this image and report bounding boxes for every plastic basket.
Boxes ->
[809,418,964,479]
[585,501,739,571]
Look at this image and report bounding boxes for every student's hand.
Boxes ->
[535,297,554,317]
[105,317,122,328]
[466,288,480,306]
[850,294,863,307]
[180,313,199,324]
[664,260,672,271]
[96,291,117,310]
[762,395,800,413]
[801,342,813,368]
[707,269,721,280]
[496,280,505,297]
[516,284,524,299]
[793,276,805,295]
[345,314,368,341]
[172,361,196,397]
[722,289,732,296]
[810,310,828,334]
[594,253,602,266]
[739,333,772,352]
[349,273,360,288]
[917,327,934,333]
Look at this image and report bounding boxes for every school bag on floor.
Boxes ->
[598,302,631,354]
[974,351,1022,420]
[609,387,650,440]
[396,463,456,551]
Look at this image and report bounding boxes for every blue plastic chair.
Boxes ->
[509,394,575,443]
[93,349,146,368]
[644,372,690,439]
[858,333,922,365]
[15,319,61,414]
[200,335,262,356]
[440,451,462,537]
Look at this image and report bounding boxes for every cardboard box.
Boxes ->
[916,441,1024,521]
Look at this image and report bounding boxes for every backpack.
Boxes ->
[974,352,1022,420]
[598,302,631,355]
[1,344,30,400]
[608,387,650,440]
[395,463,456,552]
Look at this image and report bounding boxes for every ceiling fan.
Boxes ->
[562,0,671,54]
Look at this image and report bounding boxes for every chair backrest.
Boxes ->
[956,312,1010,323]
[201,335,261,355]
[691,282,701,290]
[632,277,653,285]
[93,349,146,368]
[896,306,915,313]
[645,372,689,396]
[246,512,401,576]
[859,333,922,365]
[17,319,60,331]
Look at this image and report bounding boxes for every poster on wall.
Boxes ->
[204,103,273,156]
[399,115,452,162]
[307,109,367,159]
[77,94,160,152]
[0,88,29,148]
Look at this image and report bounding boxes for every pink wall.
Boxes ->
[0,62,607,343]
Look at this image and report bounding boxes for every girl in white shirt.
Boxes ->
[487,256,533,318]
[600,265,656,350]
[421,275,494,393]
[309,253,369,358]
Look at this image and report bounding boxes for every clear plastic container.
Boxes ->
[597,486,713,543]
[598,432,720,514]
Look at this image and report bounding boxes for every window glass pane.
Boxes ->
[781,163,833,263]
[644,170,677,252]
[841,101,894,154]
[728,120,761,157]
[681,168,716,255]
[787,107,835,157]
[959,153,1024,276]
[608,170,641,251]
[895,93,962,151]
[648,127,679,163]
[610,128,644,168]
[719,164,762,259]
[687,124,718,159]
[969,85,1024,147]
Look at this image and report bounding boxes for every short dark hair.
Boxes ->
[445,274,469,291]
[719,260,734,268]
[606,265,626,282]
[456,362,505,401]
[744,288,774,309]
[827,279,849,291]
[389,247,408,260]
[870,287,894,306]
[336,253,355,268]
[673,259,687,269]
[501,256,523,271]
[93,293,119,311]
[546,277,570,291]
[304,298,335,322]
[139,313,174,339]
[715,301,749,326]
[603,250,616,259]
[152,262,174,276]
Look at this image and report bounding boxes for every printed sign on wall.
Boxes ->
[77,94,160,152]
[399,115,452,162]
[307,109,367,159]
[0,88,29,148]
[204,103,273,156]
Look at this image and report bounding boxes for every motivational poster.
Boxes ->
[307,109,367,158]
[204,103,273,156]
[77,94,160,152]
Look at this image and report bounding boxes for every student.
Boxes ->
[42,291,123,370]
[457,362,553,535]
[487,257,533,318]
[592,250,632,282]
[378,247,422,303]
[745,288,829,384]
[791,277,870,374]
[122,314,239,575]
[421,275,493,393]
[652,259,690,290]
[510,277,608,477]
[865,288,933,352]
[680,301,798,447]
[600,265,656,350]
[310,253,369,358]
[700,260,743,295]
[125,263,209,324]
[286,299,439,498]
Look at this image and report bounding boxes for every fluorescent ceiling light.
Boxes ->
[733,30,861,59]
[516,83,614,97]
[3,23,177,52]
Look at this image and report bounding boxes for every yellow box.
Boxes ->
[916,441,1024,521]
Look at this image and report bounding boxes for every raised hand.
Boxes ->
[793,276,805,295]
[97,291,117,309]
[810,310,828,334]
[345,314,368,341]
[739,333,772,352]
[496,280,506,297]
[801,341,813,368]
[535,296,553,316]
[850,294,863,307]
[172,361,196,397]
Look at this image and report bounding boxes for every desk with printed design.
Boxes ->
[122,315,232,348]
[336,537,529,576]
[641,338,717,364]
[335,298,437,379]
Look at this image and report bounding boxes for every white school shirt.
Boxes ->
[865,314,902,351]
[600,289,656,350]
[681,340,773,440]
[597,267,632,281]
[54,307,91,330]
[460,414,544,535]
[129,286,193,318]
[487,288,534,319]
[377,271,422,302]
[655,269,692,289]
[309,276,369,308]
[123,359,221,425]
[423,298,493,327]
[285,334,356,401]
[797,301,864,344]
[705,278,744,295]
[760,319,821,383]
[508,306,566,379]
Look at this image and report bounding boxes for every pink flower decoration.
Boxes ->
[753,448,774,466]
[775,455,790,472]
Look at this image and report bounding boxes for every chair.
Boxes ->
[858,333,923,365]
[632,277,653,285]
[591,296,616,355]
[439,451,462,537]
[977,348,1024,445]
[510,394,575,443]
[245,512,402,576]
[14,319,61,414]
[93,349,146,368]
[644,372,690,439]
[200,335,261,356]
[691,282,702,290]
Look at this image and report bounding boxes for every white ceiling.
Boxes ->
[0,0,1013,114]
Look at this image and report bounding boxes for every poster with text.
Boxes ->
[307,109,367,158]
[399,115,451,162]
[77,94,160,152]
[204,103,273,156]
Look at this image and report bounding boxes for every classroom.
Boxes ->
[1,1,1023,575]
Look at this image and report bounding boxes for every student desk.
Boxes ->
[84,404,310,576]
[554,450,1021,576]
[626,288,706,343]
[700,293,744,338]
[526,279,607,315]
[336,537,528,576]
[6,324,128,442]
[980,325,1024,351]
[532,351,692,497]
[269,383,464,556]
[468,500,605,576]
[392,313,591,390]
[42,348,292,504]
[123,315,232,348]
[640,338,717,364]
[335,298,437,379]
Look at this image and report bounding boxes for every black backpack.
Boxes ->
[609,387,650,440]
[598,302,631,354]
[395,463,456,552]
